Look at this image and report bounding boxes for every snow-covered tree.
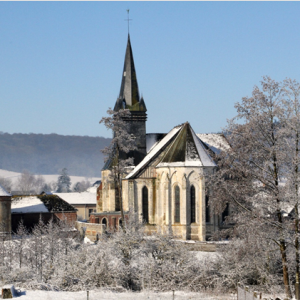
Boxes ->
[99,108,137,224]
[0,177,12,193]
[72,180,91,192]
[279,78,300,298]
[208,76,293,298]
[17,171,36,194]
[34,175,46,194]
[56,168,71,193]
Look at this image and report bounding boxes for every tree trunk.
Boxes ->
[295,131,300,300]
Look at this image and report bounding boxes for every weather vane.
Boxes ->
[125,9,132,34]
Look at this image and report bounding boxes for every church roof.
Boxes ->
[126,122,216,179]
[197,133,230,155]
[114,35,146,112]
[118,34,140,107]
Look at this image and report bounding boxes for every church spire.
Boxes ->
[115,34,146,111]
[112,33,147,166]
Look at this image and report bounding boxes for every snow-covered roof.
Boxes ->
[0,184,11,197]
[11,196,48,213]
[126,123,216,179]
[126,125,182,179]
[54,191,96,205]
[11,194,77,213]
[197,133,230,155]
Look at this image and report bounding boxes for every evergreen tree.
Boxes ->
[56,168,71,193]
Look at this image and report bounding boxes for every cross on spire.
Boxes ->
[125,9,132,34]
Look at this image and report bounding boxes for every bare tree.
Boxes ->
[17,170,36,194]
[34,175,46,194]
[0,177,12,193]
[99,108,137,224]
[72,180,91,192]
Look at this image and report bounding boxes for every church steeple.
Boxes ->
[112,34,148,166]
[114,35,147,112]
[120,34,139,106]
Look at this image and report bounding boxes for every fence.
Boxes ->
[237,284,288,300]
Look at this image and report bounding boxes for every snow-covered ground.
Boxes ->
[13,289,237,300]
[0,169,100,189]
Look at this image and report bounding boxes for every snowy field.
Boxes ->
[13,289,237,300]
[0,169,100,188]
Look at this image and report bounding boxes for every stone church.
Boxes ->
[90,34,230,241]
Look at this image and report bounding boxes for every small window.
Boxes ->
[88,209,94,217]
[175,185,180,223]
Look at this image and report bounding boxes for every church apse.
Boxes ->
[90,33,232,241]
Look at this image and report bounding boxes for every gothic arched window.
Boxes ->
[142,186,149,223]
[175,185,180,223]
[102,217,107,228]
[190,185,196,223]
[115,187,120,211]
[206,195,210,223]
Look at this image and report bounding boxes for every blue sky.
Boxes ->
[1,2,300,138]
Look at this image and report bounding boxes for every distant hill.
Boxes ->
[0,132,111,177]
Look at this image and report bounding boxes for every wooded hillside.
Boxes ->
[0,132,111,177]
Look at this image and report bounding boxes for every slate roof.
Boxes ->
[126,122,216,179]
[0,184,11,197]
[114,34,146,112]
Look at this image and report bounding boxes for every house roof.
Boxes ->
[11,194,76,214]
[54,191,96,205]
[126,122,216,179]
[11,196,48,213]
[0,184,11,197]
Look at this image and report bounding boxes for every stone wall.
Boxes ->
[76,221,105,241]
[0,196,11,233]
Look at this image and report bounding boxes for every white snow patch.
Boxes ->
[191,129,216,167]
[86,186,97,193]
[192,251,220,261]
[84,236,93,244]
[0,184,11,196]
[197,133,230,155]
[11,197,48,213]
[54,191,96,205]
[12,289,237,300]
[0,169,100,190]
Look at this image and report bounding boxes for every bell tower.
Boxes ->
[114,34,147,166]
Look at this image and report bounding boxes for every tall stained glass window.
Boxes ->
[175,185,180,223]
[142,186,149,223]
[191,185,196,223]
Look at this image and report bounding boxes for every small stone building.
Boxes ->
[55,189,97,221]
